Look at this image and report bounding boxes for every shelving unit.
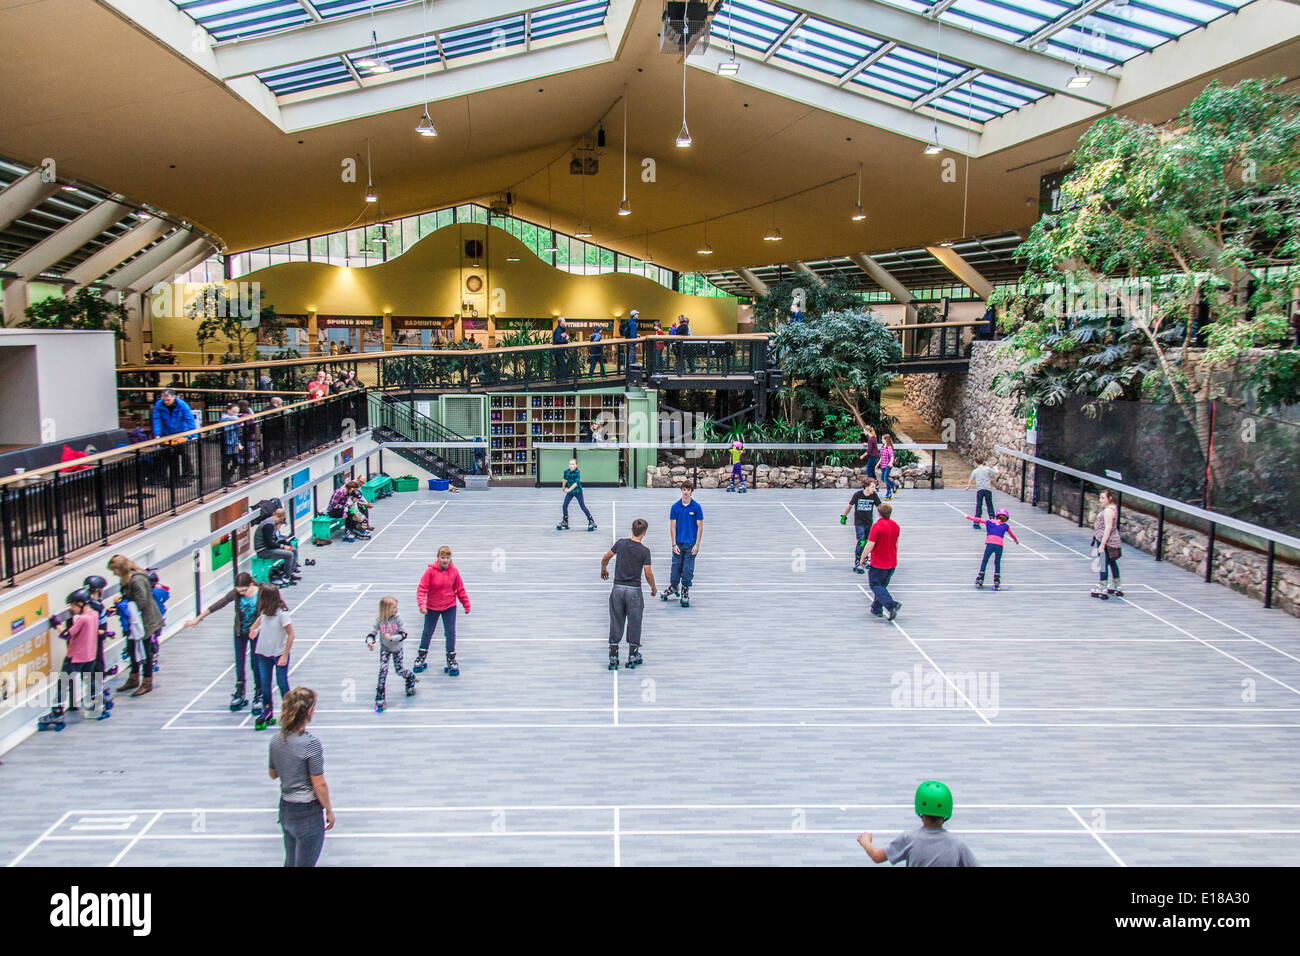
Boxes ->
[488,392,624,478]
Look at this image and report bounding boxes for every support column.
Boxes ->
[307,311,318,355]
[852,254,916,353]
[1,278,30,327]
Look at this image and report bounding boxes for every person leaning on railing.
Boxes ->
[151,389,197,482]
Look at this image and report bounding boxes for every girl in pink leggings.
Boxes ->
[964,508,1019,591]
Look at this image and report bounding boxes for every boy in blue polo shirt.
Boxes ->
[664,482,704,608]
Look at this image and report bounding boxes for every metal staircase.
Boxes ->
[369,394,480,488]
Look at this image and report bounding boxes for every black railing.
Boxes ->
[0,391,369,586]
[369,394,478,479]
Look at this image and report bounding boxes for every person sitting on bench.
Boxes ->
[256,508,300,583]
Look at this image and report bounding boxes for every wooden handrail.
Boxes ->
[115,334,774,373]
[116,387,309,397]
[0,392,345,488]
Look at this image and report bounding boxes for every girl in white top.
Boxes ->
[249,583,295,730]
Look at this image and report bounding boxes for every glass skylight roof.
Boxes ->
[174,0,409,43]
[713,0,1257,123]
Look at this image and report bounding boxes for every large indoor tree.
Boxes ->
[991,78,1300,442]
[771,308,902,435]
[187,284,285,361]
[22,287,128,336]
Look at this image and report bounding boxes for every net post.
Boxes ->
[1205,522,1216,583]
[930,450,936,490]
[1156,505,1164,561]
[1265,541,1276,610]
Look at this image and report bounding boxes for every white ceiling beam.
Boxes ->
[764,13,809,61]
[102,229,193,291]
[295,0,323,22]
[0,169,60,233]
[65,217,170,289]
[1021,0,1114,48]
[765,0,1116,105]
[7,200,134,280]
[837,41,895,87]
[130,240,214,294]
[215,0,539,79]
[694,47,976,154]
[926,245,993,300]
[735,269,769,296]
[789,261,826,285]
[278,33,613,132]
[851,254,913,304]
[911,67,980,110]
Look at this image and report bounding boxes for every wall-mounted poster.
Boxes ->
[283,467,310,521]
[210,497,250,571]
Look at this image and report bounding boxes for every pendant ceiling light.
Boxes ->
[364,139,378,202]
[718,5,739,75]
[763,203,782,242]
[414,0,437,136]
[542,165,558,253]
[923,20,944,155]
[618,92,631,215]
[676,23,692,148]
[852,162,867,221]
[697,218,713,255]
[575,159,593,238]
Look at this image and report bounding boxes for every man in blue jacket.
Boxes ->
[151,389,197,480]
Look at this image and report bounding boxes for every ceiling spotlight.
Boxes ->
[364,183,378,202]
[697,242,713,255]
[507,255,521,262]
[763,226,782,242]
[1068,66,1093,89]
[676,125,693,148]
[373,228,388,245]
[356,53,377,68]
[852,202,867,221]
[939,239,956,248]
[61,184,77,192]
[924,141,943,156]
[618,198,631,216]
[575,222,593,239]
[676,24,693,148]
[718,59,739,76]
[370,59,391,74]
[415,111,437,136]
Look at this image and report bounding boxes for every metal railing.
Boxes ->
[0,391,369,586]
[369,395,479,478]
[996,445,1300,610]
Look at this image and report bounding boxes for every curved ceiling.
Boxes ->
[0,0,1296,273]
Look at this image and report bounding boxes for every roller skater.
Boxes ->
[601,518,656,669]
[37,706,66,732]
[841,478,882,573]
[727,441,747,492]
[367,596,418,713]
[248,584,294,732]
[185,571,264,713]
[415,546,471,676]
[559,458,597,531]
[668,482,703,609]
[82,575,115,714]
[965,508,1019,591]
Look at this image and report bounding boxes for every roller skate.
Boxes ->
[625,646,643,669]
[587,517,598,532]
[556,517,569,531]
[413,651,429,673]
[254,708,276,731]
[680,586,690,608]
[608,646,620,671]
[975,573,984,590]
[37,706,66,731]
[738,482,747,494]
[1090,585,1110,600]
[1107,579,1124,598]
[444,652,459,677]
[375,696,386,713]
[993,574,1002,592]
[661,585,679,602]
[229,682,249,712]
[405,674,418,696]
[726,482,736,493]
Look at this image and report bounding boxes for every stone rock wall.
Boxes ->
[646,463,944,490]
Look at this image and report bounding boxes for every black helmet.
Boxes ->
[147,570,160,585]
[67,587,92,606]
[83,574,108,591]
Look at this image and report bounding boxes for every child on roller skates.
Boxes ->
[964,508,1019,591]
[82,575,116,714]
[558,458,597,532]
[42,590,105,729]
[414,546,471,676]
[727,440,747,492]
[366,595,418,712]
[248,583,295,731]
[857,781,978,866]
[184,572,264,712]
[878,435,897,499]
[841,478,882,573]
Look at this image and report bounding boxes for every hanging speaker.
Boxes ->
[465,239,484,258]
[597,126,606,148]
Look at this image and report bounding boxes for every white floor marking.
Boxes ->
[612,667,619,726]
[1143,584,1300,666]
[287,584,374,676]
[941,501,1049,559]
[1118,596,1300,697]
[351,500,419,557]
[393,502,448,559]
[108,810,164,868]
[1068,806,1126,867]
[613,808,621,867]
[6,810,71,867]
[1009,518,1090,558]
[781,502,834,558]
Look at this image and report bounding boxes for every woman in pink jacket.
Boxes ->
[414,545,470,675]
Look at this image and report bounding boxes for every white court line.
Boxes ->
[180,704,1300,715]
[1143,585,1300,667]
[1118,597,1300,697]
[394,502,448,559]
[613,667,618,726]
[858,584,991,724]
[168,720,1300,730]
[941,501,1049,560]
[613,808,621,867]
[6,810,71,867]
[1068,806,1126,866]
[781,502,834,558]
[163,582,326,730]
[287,584,374,676]
[29,801,1300,813]
[108,810,164,868]
[351,500,419,557]
[1009,518,1090,558]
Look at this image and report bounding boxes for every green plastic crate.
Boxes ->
[392,476,419,492]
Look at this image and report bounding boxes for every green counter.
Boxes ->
[538,446,622,486]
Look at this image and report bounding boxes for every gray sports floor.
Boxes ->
[4,486,1299,866]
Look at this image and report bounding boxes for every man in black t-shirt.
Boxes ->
[841,478,882,574]
[600,518,656,670]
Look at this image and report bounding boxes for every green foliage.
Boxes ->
[893,448,920,470]
[1249,350,1300,415]
[188,285,286,361]
[772,308,902,435]
[22,288,127,338]
[993,78,1300,429]
[752,277,863,332]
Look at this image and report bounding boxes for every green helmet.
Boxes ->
[914,780,953,820]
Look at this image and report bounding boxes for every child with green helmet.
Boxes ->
[857,781,979,866]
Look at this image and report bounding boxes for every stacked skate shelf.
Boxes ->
[489,392,625,477]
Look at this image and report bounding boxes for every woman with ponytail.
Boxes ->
[268,687,334,866]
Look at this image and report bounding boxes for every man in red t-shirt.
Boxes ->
[859,502,901,620]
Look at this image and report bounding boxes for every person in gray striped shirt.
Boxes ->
[268,687,334,867]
